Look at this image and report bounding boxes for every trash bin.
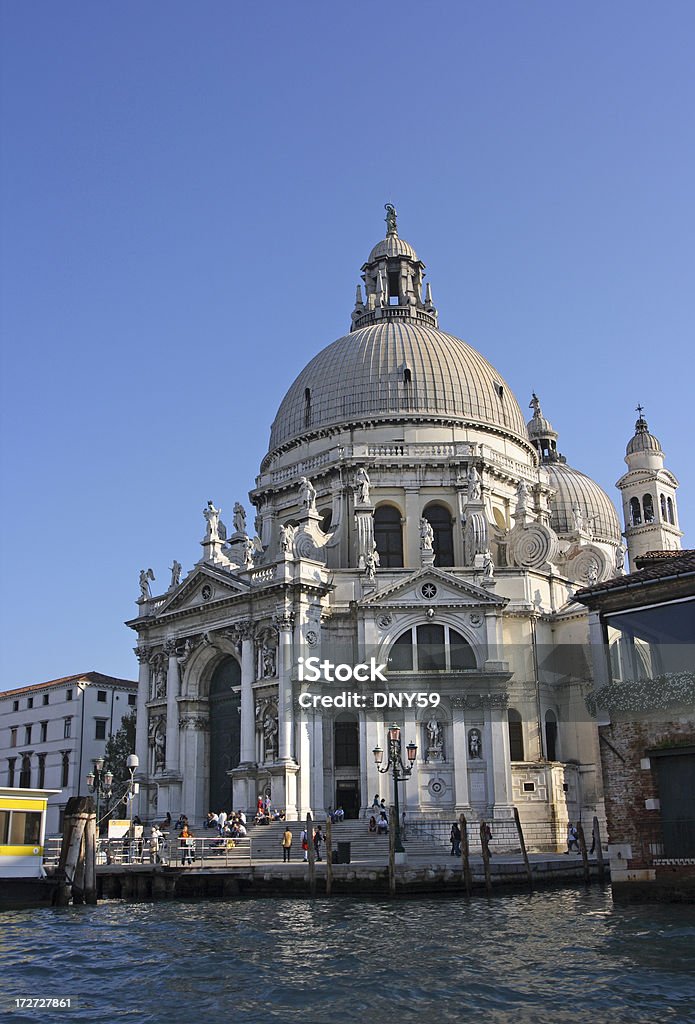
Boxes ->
[337,841,351,864]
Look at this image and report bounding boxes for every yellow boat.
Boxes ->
[0,786,61,907]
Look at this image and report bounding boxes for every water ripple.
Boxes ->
[1,889,694,1023]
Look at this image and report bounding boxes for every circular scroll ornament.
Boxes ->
[508,523,559,570]
[568,546,608,586]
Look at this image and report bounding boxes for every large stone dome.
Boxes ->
[268,319,529,454]
[546,461,622,544]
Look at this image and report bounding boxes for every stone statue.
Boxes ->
[529,393,541,415]
[233,502,247,535]
[139,568,155,600]
[419,518,434,550]
[572,504,584,533]
[243,536,257,569]
[482,550,494,578]
[298,477,316,511]
[385,203,397,234]
[468,466,482,501]
[615,544,626,572]
[586,562,599,586]
[204,500,222,541]
[354,466,371,504]
[262,647,276,677]
[468,728,482,759]
[153,657,167,699]
[516,480,529,512]
[154,730,166,771]
[426,719,442,748]
[279,523,295,553]
[364,542,380,581]
[262,708,278,754]
[177,638,193,670]
[168,560,182,590]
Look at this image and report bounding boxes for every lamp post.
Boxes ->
[126,754,139,863]
[86,758,113,836]
[373,724,417,854]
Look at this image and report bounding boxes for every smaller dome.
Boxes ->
[527,412,557,441]
[546,462,622,545]
[626,413,662,456]
[367,234,419,263]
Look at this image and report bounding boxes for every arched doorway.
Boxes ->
[423,503,454,567]
[209,657,241,813]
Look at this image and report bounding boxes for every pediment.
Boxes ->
[360,566,507,609]
[155,564,251,616]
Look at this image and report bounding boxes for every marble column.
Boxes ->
[452,705,471,810]
[311,713,325,818]
[297,710,312,817]
[275,616,294,761]
[489,705,514,817]
[164,639,180,773]
[239,622,256,765]
[134,646,150,780]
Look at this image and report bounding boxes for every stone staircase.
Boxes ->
[249,819,442,862]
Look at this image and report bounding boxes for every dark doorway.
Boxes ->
[374,505,404,567]
[653,750,695,857]
[209,657,241,813]
[336,781,360,819]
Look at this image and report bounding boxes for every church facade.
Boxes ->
[127,207,683,845]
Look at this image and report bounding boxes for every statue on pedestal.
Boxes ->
[298,477,317,512]
[233,502,247,535]
[354,466,371,504]
[139,568,155,600]
[419,518,434,550]
[168,560,182,590]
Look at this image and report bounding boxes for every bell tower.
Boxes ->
[616,407,683,570]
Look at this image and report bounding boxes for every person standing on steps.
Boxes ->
[282,826,293,862]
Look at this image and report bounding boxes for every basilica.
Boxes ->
[127,207,683,845]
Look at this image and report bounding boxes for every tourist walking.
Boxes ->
[300,827,308,861]
[566,823,580,853]
[282,826,293,862]
[180,825,195,865]
[150,824,163,864]
[313,826,324,861]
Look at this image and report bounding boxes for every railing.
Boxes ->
[42,833,252,869]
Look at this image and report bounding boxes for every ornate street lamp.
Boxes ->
[126,754,139,862]
[86,757,114,836]
[372,724,417,854]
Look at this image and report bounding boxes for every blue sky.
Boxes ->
[1,1,693,687]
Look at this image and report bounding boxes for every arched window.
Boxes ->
[629,497,642,526]
[374,505,403,567]
[19,754,31,787]
[61,752,70,788]
[667,497,675,525]
[388,625,475,672]
[334,716,359,767]
[643,494,654,523]
[423,503,454,567]
[660,494,667,521]
[507,709,524,761]
[544,710,558,761]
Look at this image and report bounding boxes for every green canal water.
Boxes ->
[2,887,694,1023]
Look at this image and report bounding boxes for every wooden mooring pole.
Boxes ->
[593,815,606,884]
[388,804,396,895]
[306,812,316,897]
[576,822,591,884]
[56,796,96,906]
[513,807,533,892]
[459,813,472,897]
[480,820,493,895]
[325,816,333,896]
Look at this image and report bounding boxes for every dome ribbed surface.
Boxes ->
[367,235,418,262]
[626,418,663,456]
[546,462,621,544]
[268,320,527,452]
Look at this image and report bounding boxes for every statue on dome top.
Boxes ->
[384,203,398,235]
[529,392,541,416]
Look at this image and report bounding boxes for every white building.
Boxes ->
[127,208,683,846]
[0,672,138,834]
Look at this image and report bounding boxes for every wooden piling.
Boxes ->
[84,813,97,905]
[513,806,533,892]
[593,815,606,884]
[57,796,94,905]
[325,816,333,896]
[576,822,591,884]
[306,812,316,897]
[459,813,472,897]
[480,820,493,895]
[388,804,396,896]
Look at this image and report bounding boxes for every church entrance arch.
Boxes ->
[333,714,360,818]
[208,657,241,813]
